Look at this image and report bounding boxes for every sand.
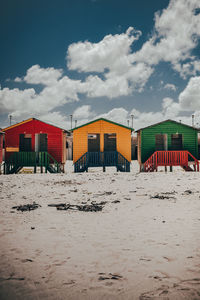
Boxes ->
[0,161,200,300]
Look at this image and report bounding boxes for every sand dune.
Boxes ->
[0,161,200,299]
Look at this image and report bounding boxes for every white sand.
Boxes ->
[0,161,200,300]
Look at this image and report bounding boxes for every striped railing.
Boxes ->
[4,151,61,174]
[74,151,130,172]
[143,150,199,172]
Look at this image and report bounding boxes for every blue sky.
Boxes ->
[0,0,200,130]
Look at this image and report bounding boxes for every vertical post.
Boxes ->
[75,120,77,128]
[131,114,134,129]
[70,114,73,130]
[9,115,12,126]
[192,114,194,127]
[127,120,130,127]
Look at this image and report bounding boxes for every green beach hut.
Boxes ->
[136,119,199,172]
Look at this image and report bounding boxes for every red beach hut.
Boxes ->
[0,130,4,173]
[3,118,68,174]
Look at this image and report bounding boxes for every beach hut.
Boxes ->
[0,130,4,174]
[72,118,132,172]
[3,118,68,174]
[136,119,199,172]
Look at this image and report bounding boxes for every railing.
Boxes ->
[143,150,199,172]
[74,151,130,172]
[117,152,130,172]
[4,151,61,174]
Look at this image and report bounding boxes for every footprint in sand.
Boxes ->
[139,285,169,299]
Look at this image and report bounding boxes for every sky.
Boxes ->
[0,0,200,130]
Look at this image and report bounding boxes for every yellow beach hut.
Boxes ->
[72,118,133,172]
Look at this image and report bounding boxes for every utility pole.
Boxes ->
[70,114,73,130]
[131,114,134,129]
[9,115,12,126]
[192,114,194,126]
[127,120,130,127]
[75,120,77,128]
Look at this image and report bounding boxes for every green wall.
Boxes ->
[141,121,198,163]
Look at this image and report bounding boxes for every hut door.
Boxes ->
[104,133,116,151]
[155,134,168,151]
[88,134,100,152]
[19,134,32,152]
[35,134,48,152]
[171,134,183,150]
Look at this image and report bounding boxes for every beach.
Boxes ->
[0,161,200,300]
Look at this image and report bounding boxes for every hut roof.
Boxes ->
[136,119,199,132]
[3,118,69,132]
[71,118,133,132]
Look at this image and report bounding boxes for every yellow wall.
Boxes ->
[73,120,131,162]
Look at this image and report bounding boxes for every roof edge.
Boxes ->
[3,118,69,132]
[136,119,199,132]
[71,118,134,132]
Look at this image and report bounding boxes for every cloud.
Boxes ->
[0,72,83,118]
[67,27,153,97]
[179,76,200,110]
[131,0,200,76]
[73,105,94,119]
[164,83,177,91]
[14,77,23,83]
[99,107,129,125]
[24,64,63,86]
[67,27,141,73]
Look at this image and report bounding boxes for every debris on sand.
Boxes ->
[48,203,67,208]
[93,191,113,197]
[98,273,123,281]
[112,200,120,203]
[12,202,41,212]
[182,189,193,195]
[76,204,103,212]
[150,194,176,200]
[48,203,104,212]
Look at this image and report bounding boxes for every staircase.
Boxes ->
[74,151,130,173]
[4,151,62,174]
[142,150,199,172]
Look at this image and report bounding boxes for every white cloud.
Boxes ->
[73,105,94,119]
[164,83,177,91]
[67,27,141,73]
[24,64,63,86]
[0,74,82,118]
[14,77,22,83]
[179,76,200,110]
[38,111,70,129]
[131,0,200,76]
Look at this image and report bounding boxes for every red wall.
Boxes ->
[0,134,3,163]
[5,119,64,163]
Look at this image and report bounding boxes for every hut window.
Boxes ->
[171,134,183,150]
[19,134,32,152]
[155,134,168,151]
[104,133,116,151]
[35,134,48,152]
[88,134,100,152]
